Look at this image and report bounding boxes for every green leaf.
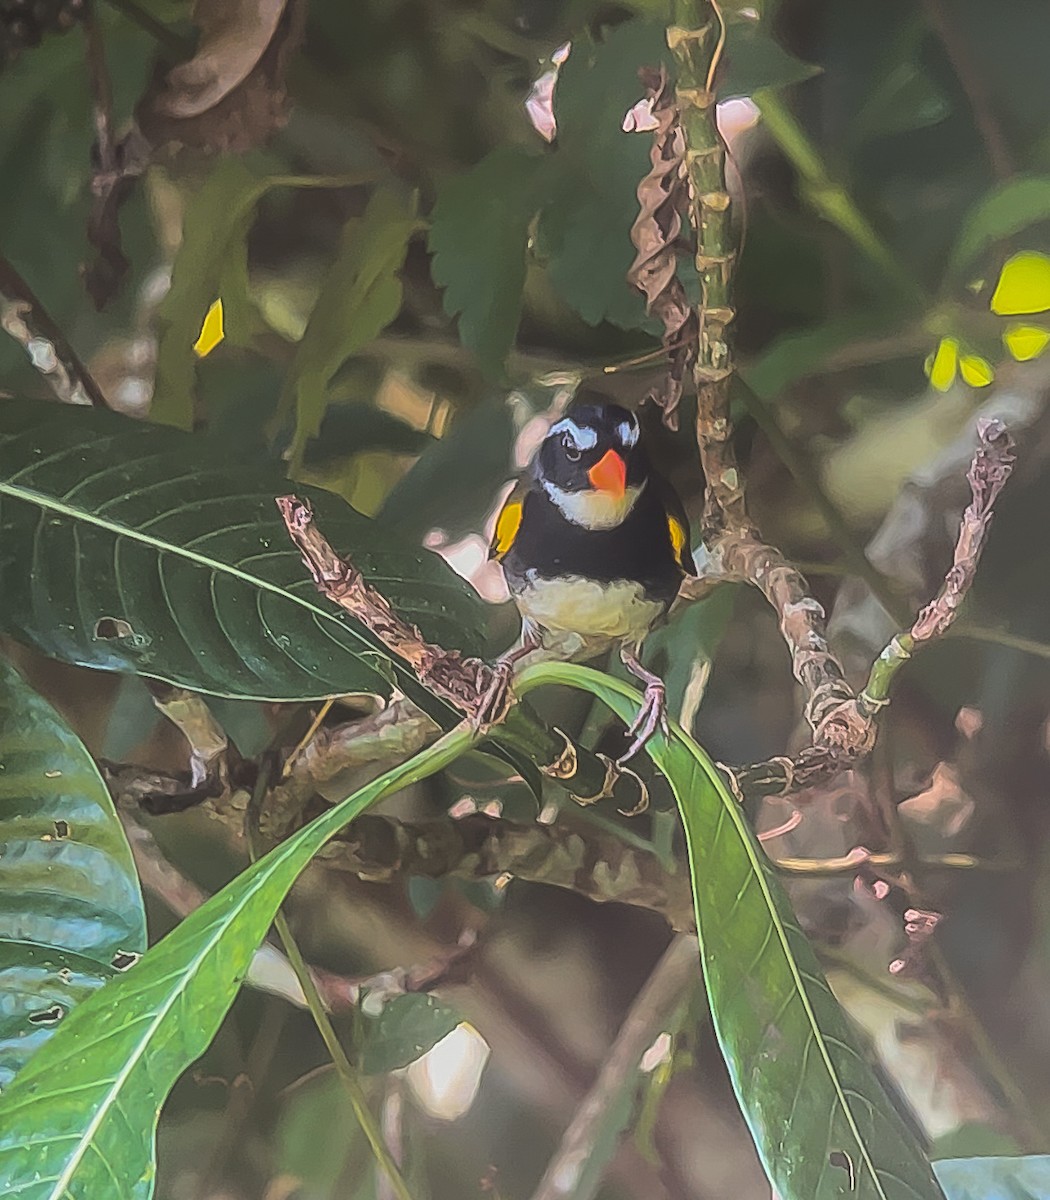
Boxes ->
[949,177,1050,278]
[428,147,544,377]
[721,16,821,99]
[0,654,146,1087]
[358,993,461,1074]
[378,396,515,541]
[539,21,662,330]
[276,1070,367,1198]
[850,60,950,140]
[280,187,418,469]
[153,159,266,429]
[0,723,477,1200]
[933,1156,1050,1200]
[518,662,945,1200]
[0,399,484,703]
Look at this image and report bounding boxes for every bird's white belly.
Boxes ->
[516,573,664,655]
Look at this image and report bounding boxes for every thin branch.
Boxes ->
[0,254,108,407]
[528,935,698,1200]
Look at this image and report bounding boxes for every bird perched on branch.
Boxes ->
[488,401,696,762]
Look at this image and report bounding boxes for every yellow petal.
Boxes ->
[193,299,225,357]
[1003,322,1050,362]
[927,337,959,391]
[959,353,994,387]
[990,251,1050,316]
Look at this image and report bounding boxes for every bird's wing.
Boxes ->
[654,476,697,576]
[489,479,530,561]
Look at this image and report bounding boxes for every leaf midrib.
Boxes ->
[0,479,403,686]
[684,746,889,1199]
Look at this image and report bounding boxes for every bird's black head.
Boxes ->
[536,403,647,494]
[533,403,649,529]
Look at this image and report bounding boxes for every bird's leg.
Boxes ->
[618,643,668,764]
[473,625,542,730]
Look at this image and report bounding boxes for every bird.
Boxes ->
[486,400,696,763]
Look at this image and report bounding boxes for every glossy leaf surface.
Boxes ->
[0,399,484,702]
[0,724,476,1200]
[522,662,945,1200]
[0,654,146,1087]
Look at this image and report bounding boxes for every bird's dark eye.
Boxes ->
[561,433,581,461]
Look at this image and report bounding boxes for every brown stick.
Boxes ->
[276,496,494,717]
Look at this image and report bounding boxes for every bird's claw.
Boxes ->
[618,679,667,766]
[471,660,515,733]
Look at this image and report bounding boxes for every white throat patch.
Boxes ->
[541,477,646,529]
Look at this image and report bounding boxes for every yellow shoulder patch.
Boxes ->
[668,513,688,565]
[490,498,523,560]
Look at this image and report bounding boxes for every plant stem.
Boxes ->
[753,89,927,309]
[246,763,416,1200]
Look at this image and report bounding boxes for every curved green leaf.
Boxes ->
[358,992,461,1074]
[0,654,146,1087]
[521,662,944,1200]
[0,399,483,703]
[934,1155,1050,1200]
[949,176,1050,278]
[0,723,477,1200]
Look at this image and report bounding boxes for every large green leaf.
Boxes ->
[0,723,477,1200]
[933,1156,1050,1200]
[428,146,544,377]
[0,399,483,702]
[523,662,945,1200]
[279,187,418,469]
[0,654,146,1087]
[948,176,1050,279]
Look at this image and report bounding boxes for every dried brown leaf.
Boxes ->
[627,65,697,430]
[138,0,304,155]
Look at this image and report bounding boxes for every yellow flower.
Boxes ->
[193,299,225,357]
[925,252,1050,390]
[924,336,994,392]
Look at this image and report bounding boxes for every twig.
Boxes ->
[528,935,698,1200]
[0,254,108,407]
[275,495,629,805]
[921,0,1015,181]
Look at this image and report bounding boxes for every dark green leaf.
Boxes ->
[378,397,515,540]
[429,147,544,377]
[721,16,821,99]
[276,1070,367,1198]
[850,61,950,140]
[0,399,484,703]
[0,654,146,1087]
[539,22,662,330]
[934,1156,1050,1200]
[931,1127,1023,1162]
[521,662,945,1200]
[358,993,461,1074]
[280,188,418,468]
[948,177,1050,278]
[153,159,266,429]
[0,724,476,1200]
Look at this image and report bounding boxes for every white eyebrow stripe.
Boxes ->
[549,418,597,449]
[617,419,639,447]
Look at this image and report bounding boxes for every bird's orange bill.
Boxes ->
[588,449,626,497]
[490,497,523,560]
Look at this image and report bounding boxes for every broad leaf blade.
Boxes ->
[280,187,418,469]
[429,146,543,377]
[0,725,475,1200]
[0,399,483,702]
[520,663,945,1200]
[0,654,146,1086]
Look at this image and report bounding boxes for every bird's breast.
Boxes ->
[515,571,667,653]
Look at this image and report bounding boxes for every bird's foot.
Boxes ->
[471,630,541,733]
[618,644,669,765]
